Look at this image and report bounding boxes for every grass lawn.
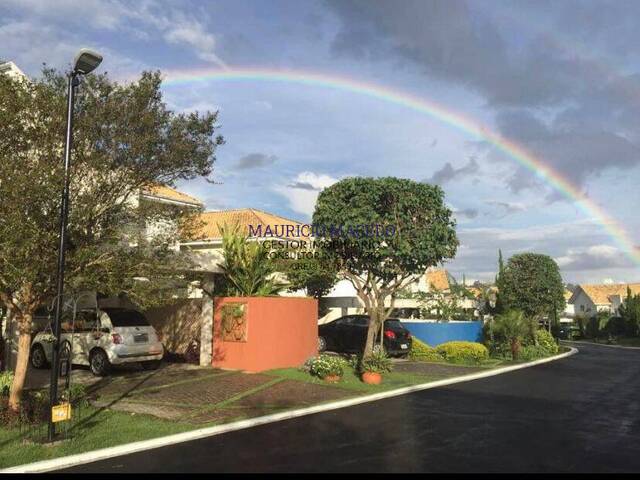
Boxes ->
[615,337,640,347]
[0,407,193,469]
[0,350,551,470]
[266,367,443,394]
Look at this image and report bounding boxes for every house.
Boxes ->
[318,268,477,323]
[570,283,640,317]
[177,207,306,296]
[561,289,575,321]
[0,60,27,80]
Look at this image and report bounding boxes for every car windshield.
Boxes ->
[384,319,403,329]
[105,309,149,327]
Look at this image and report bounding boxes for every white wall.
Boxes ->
[572,290,597,317]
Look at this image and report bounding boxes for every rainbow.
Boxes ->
[163,67,640,267]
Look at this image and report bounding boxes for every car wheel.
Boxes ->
[141,360,161,371]
[89,349,111,376]
[318,336,327,352]
[30,344,48,369]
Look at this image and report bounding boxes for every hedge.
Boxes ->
[435,341,489,364]
[409,338,443,362]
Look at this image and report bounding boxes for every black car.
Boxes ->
[318,314,412,357]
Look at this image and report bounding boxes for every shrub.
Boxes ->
[519,345,549,362]
[409,339,443,362]
[484,339,512,360]
[1,389,49,427]
[491,310,531,360]
[435,341,489,364]
[62,383,90,408]
[0,371,13,397]
[307,354,347,379]
[359,350,393,374]
[534,329,558,355]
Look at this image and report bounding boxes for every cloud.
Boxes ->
[0,0,228,74]
[444,219,639,283]
[163,21,227,69]
[485,200,528,216]
[494,110,640,192]
[327,0,640,192]
[427,157,479,185]
[555,244,632,271]
[454,208,479,220]
[234,153,277,170]
[275,172,339,218]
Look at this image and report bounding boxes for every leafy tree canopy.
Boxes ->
[312,177,458,355]
[500,253,565,320]
[0,68,223,407]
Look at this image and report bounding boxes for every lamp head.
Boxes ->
[73,49,102,75]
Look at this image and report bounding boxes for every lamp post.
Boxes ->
[48,49,102,443]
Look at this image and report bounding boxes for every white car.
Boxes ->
[30,307,164,376]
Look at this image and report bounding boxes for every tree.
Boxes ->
[493,249,506,314]
[217,223,285,296]
[618,287,640,337]
[0,69,223,409]
[500,253,565,334]
[409,277,474,321]
[312,177,458,356]
[281,255,338,299]
[492,310,530,360]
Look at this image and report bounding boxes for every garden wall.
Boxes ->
[403,320,483,346]
[145,299,203,355]
[212,296,318,372]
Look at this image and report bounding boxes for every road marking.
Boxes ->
[1,347,577,473]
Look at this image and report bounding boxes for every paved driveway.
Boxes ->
[64,343,640,473]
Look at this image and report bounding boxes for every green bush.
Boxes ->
[519,345,549,362]
[360,350,393,374]
[534,329,558,355]
[435,341,489,364]
[307,354,347,379]
[484,339,512,360]
[0,371,13,397]
[409,339,443,362]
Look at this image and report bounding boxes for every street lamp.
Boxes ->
[48,48,102,443]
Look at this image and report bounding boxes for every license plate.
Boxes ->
[134,333,148,343]
[400,344,408,350]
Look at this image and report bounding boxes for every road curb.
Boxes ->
[1,347,578,473]
[563,340,640,350]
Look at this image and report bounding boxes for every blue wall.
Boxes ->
[403,321,483,346]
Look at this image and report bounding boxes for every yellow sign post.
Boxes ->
[51,403,72,423]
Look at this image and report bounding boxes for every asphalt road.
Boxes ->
[64,343,640,473]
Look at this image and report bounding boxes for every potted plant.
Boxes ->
[359,350,392,385]
[308,354,346,383]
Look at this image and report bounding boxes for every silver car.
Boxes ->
[30,307,164,376]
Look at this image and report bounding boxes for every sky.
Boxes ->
[2,0,640,284]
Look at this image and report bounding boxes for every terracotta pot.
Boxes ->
[361,371,382,385]
[323,374,341,383]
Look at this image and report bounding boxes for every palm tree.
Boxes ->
[492,310,530,360]
[218,223,286,296]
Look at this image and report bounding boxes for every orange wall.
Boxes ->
[212,296,318,372]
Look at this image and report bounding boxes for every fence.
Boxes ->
[402,320,484,346]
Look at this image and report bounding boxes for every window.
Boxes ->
[352,316,369,327]
[105,309,150,327]
[75,310,98,332]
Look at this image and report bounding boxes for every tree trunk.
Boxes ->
[511,338,520,361]
[363,309,379,357]
[8,312,33,411]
